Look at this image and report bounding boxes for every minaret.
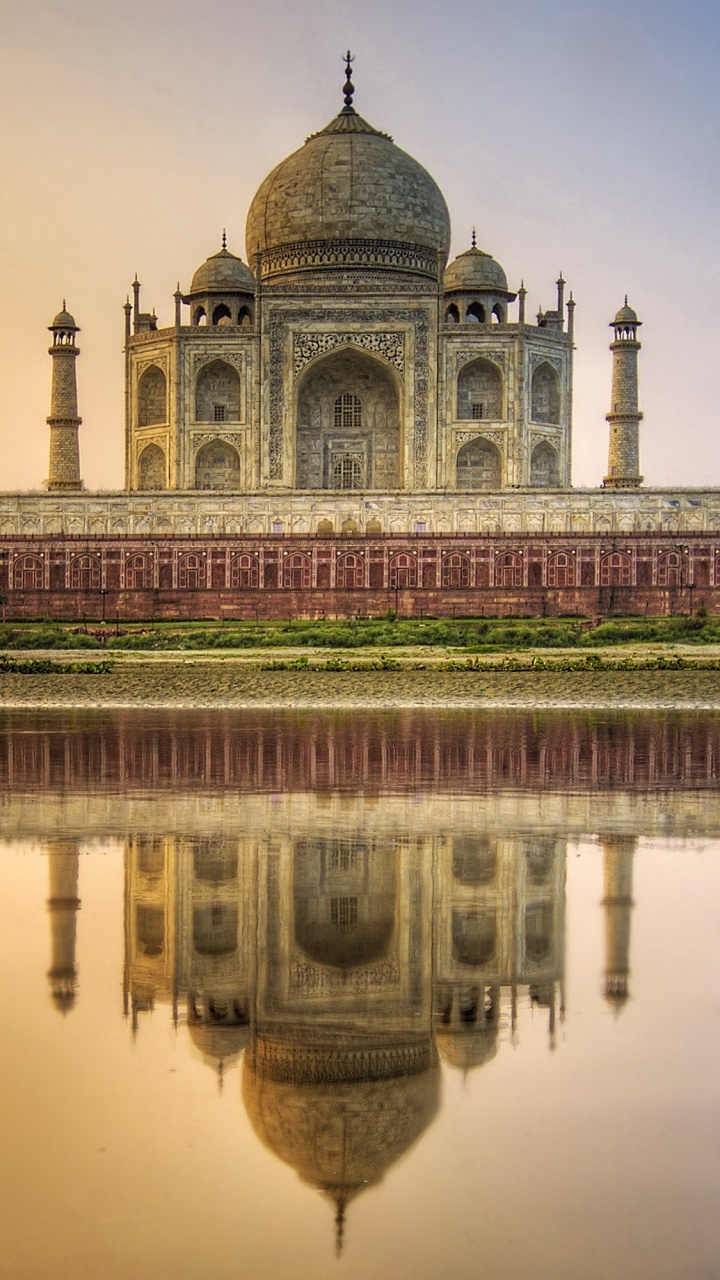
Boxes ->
[46,838,81,1013]
[600,836,636,1008]
[46,304,83,490]
[604,298,643,488]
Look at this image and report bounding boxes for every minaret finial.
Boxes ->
[222,228,227,251]
[471,227,477,250]
[342,50,355,112]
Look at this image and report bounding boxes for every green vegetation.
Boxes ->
[0,613,719,652]
[0,655,113,674]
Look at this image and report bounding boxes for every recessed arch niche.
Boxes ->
[456,437,502,490]
[530,440,559,487]
[137,443,166,490]
[531,362,560,424]
[295,346,401,490]
[137,365,167,427]
[194,439,241,490]
[457,357,503,420]
[195,359,241,423]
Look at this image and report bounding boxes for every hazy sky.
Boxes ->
[1,0,718,490]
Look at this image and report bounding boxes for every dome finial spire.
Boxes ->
[222,228,227,251]
[342,50,355,112]
[471,227,477,250]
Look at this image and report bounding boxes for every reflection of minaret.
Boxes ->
[46,838,81,1013]
[601,836,636,1008]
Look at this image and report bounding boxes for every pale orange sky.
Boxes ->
[1,0,718,491]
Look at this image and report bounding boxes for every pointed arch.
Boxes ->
[530,440,559,487]
[456,438,502,490]
[465,302,485,323]
[137,365,167,426]
[195,359,241,422]
[194,440,241,490]
[531,362,560,424]
[137,443,166,490]
[457,357,503,420]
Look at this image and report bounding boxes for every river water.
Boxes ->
[0,709,718,1280]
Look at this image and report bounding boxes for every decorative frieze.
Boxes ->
[293,331,405,376]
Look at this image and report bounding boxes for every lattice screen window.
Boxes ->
[213,404,226,422]
[332,454,364,490]
[334,393,362,431]
[471,402,484,419]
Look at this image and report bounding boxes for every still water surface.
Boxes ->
[1,709,719,1280]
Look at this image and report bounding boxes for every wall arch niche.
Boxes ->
[137,443,166,490]
[530,441,559,487]
[295,346,401,490]
[194,440,241,490]
[137,365,167,427]
[531,362,560,424]
[456,438,501,490]
[195,359,241,423]
[457,357,503,420]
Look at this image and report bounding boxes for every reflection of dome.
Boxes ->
[436,1024,498,1071]
[189,245,255,295]
[246,102,450,279]
[188,1020,249,1068]
[243,1035,439,1204]
[444,245,509,294]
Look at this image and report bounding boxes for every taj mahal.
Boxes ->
[3,55,720,617]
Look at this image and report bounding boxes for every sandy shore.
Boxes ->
[1,654,720,709]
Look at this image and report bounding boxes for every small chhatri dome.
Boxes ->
[444,238,510,295]
[189,240,255,295]
[613,296,640,325]
[50,303,78,331]
[245,53,450,279]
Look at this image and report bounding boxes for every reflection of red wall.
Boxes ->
[1,711,718,795]
[1,534,718,619]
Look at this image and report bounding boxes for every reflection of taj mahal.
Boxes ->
[45,810,637,1250]
[4,56,720,617]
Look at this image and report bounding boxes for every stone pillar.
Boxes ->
[46,305,83,491]
[46,838,81,1013]
[600,835,636,1008]
[604,298,643,488]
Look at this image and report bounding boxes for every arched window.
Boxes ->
[495,552,523,588]
[600,552,631,587]
[238,305,251,327]
[283,553,312,589]
[332,454,364,490]
[194,440,241,490]
[531,362,560,424]
[230,553,259,589]
[125,553,153,589]
[137,443,166,490]
[530,441,560,487]
[178,553,206,589]
[457,357,503,420]
[334,393,362,431]
[492,303,504,323]
[546,551,576,588]
[466,302,485,323]
[212,303,232,326]
[195,359,241,422]
[13,554,44,590]
[194,306,207,326]
[389,553,417,589]
[445,303,460,324]
[441,552,470,588]
[70,554,101,590]
[137,365,167,427]
[337,553,364,589]
[657,551,681,588]
[456,438,501,490]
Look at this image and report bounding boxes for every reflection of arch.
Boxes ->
[136,905,164,956]
[178,552,206,589]
[193,905,238,956]
[296,346,401,490]
[135,837,164,877]
[457,357,503,420]
[452,910,497,967]
[69,554,101,590]
[137,365,167,426]
[452,837,496,885]
[137,443,166,490]
[337,553,365,589]
[546,551,575,587]
[389,553,417,589]
[293,837,396,970]
[465,302,485,323]
[193,841,238,882]
[125,553,153,589]
[456,438,501,490]
[13,554,44,590]
[525,841,556,887]
[195,359,241,422]
[657,550,681,588]
[600,552,631,587]
[495,552,522,587]
[230,553,259,589]
[194,440,241,490]
[441,552,470,588]
[525,903,553,962]
[531,362,560,424]
[530,441,559,487]
[283,552,311,589]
